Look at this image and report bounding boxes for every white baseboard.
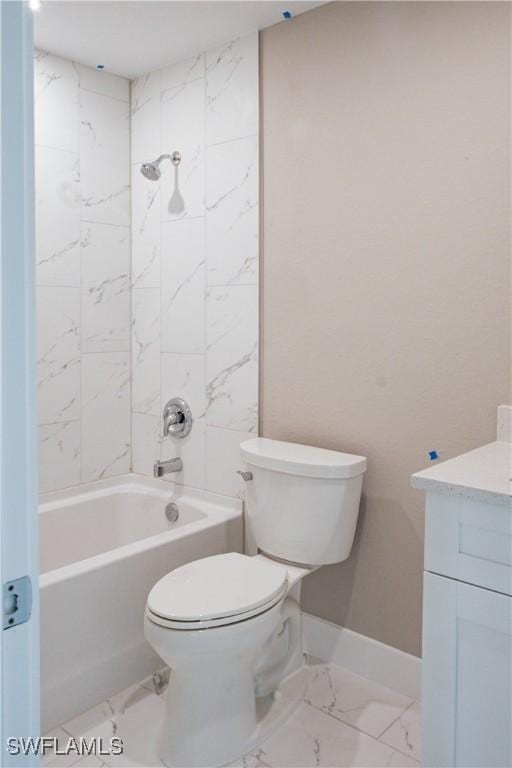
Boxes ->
[303,613,422,701]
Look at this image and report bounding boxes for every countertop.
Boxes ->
[411,440,512,507]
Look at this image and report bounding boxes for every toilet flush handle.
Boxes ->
[236,470,253,482]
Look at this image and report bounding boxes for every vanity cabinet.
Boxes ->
[423,570,511,768]
[412,439,511,768]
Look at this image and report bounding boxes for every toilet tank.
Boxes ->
[240,438,367,566]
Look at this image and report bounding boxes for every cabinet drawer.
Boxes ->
[425,492,512,595]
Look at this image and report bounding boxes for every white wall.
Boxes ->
[35,51,131,493]
[130,33,259,496]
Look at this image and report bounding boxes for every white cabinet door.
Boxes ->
[423,572,511,768]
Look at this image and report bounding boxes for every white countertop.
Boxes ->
[411,441,512,507]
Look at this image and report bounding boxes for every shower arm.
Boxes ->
[155,151,181,168]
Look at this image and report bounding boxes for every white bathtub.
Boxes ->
[39,474,243,732]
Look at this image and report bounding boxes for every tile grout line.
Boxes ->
[157,66,164,471]
[206,131,258,149]
[204,50,209,492]
[128,75,133,473]
[78,61,84,486]
[299,699,422,766]
[376,696,418,741]
[376,699,421,763]
[79,86,130,106]
[80,220,130,230]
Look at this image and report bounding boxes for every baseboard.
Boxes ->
[303,613,421,700]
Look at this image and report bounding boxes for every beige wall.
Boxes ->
[260,1,511,656]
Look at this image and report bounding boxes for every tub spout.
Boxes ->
[153,458,183,478]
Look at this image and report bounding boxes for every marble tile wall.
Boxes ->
[35,36,258,497]
[35,51,131,493]
[131,33,259,497]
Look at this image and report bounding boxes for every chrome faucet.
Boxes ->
[153,457,183,478]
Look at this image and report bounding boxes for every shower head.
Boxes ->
[141,161,161,181]
[140,151,181,181]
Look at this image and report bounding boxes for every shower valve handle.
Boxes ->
[162,397,192,439]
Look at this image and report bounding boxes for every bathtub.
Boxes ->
[39,474,243,733]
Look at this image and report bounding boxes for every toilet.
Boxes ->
[144,438,366,768]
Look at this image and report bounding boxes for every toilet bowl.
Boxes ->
[145,553,306,767]
[145,438,367,768]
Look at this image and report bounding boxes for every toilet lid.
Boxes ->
[147,553,287,624]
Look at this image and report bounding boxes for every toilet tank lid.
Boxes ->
[240,438,367,479]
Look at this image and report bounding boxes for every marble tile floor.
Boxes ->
[43,660,421,768]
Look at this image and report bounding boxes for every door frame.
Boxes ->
[0,1,40,764]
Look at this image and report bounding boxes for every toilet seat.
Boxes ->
[146,552,288,630]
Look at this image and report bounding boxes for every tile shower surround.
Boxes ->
[130,33,259,498]
[36,33,259,497]
[35,52,131,493]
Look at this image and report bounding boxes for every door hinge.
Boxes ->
[3,576,32,630]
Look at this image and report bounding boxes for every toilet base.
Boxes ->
[160,658,308,768]
[240,657,308,759]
